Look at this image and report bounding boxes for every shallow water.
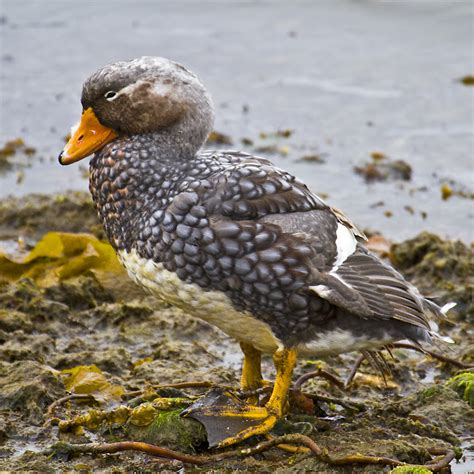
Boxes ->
[0,0,473,241]
[451,437,474,474]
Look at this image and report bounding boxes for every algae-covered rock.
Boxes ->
[126,403,206,451]
[390,232,474,321]
[354,154,412,182]
[0,193,471,471]
[400,384,472,438]
[389,467,433,474]
[0,309,33,333]
[43,277,115,310]
[446,372,474,407]
[57,398,206,452]
[52,347,133,375]
[0,360,65,424]
[132,354,238,386]
[0,453,58,474]
[0,332,55,363]
[0,192,101,241]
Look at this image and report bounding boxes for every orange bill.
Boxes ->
[59,107,118,165]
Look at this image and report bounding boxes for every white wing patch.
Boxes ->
[332,223,357,271]
[310,285,332,298]
[309,224,357,300]
[441,302,457,314]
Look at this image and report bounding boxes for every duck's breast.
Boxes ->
[118,249,282,354]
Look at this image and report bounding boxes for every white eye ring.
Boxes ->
[104,90,118,101]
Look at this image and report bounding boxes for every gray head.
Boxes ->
[60,56,215,164]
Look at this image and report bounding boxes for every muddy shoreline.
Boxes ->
[0,192,472,472]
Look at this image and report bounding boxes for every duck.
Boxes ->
[59,56,450,448]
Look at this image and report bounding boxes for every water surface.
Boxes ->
[1,0,473,241]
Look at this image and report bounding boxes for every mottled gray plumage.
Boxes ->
[83,57,446,352]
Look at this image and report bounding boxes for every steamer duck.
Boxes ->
[59,57,449,447]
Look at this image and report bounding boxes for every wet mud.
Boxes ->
[0,193,472,472]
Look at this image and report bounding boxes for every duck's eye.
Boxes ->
[104,91,117,101]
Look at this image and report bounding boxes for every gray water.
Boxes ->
[0,0,473,243]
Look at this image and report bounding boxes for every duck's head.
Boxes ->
[59,56,214,165]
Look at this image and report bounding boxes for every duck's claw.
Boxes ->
[181,387,277,447]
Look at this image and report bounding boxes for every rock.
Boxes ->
[0,333,55,363]
[390,232,474,321]
[0,361,65,424]
[0,192,101,242]
[52,348,133,375]
[206,130,233,145]
[0,309,33,333]
[354,155,412,182]
[126,404,206,452]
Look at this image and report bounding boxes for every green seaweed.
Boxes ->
[389,467,432,474]
[127,407,206,451]
[446,372,474,407]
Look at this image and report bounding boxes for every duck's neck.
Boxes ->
[89,131,196,253]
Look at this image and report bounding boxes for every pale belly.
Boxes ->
[118,250,395,357]
[118,250,282,354]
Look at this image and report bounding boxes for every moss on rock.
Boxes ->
[390,232,473,321]
[0,360,65,424]
[446,372,474,407]
[127,406,206,451]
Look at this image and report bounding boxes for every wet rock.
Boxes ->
[0,309,33,333]
[82,301,154,327]
[52,347,133,375]
[355,154,412,182]
[0,279,71,325]
[0,192,101,241]
[0,360,65,424]
[460,75,474,86]
[296,154,326,164]
[206,130,233,145]
[390,232,474,321]
[44,277,115,311]
[133,355,237,387]
[0,138,35,174]
[126,405,206,451]
[447,372,474,407]
[0,333,55,363]
[0,454,58,474]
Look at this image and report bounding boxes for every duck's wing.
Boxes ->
[260,209,440,331]
[194,152,365,237]
[199,152,329,217]
[172,152,442,331]
[309,243,439,330]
